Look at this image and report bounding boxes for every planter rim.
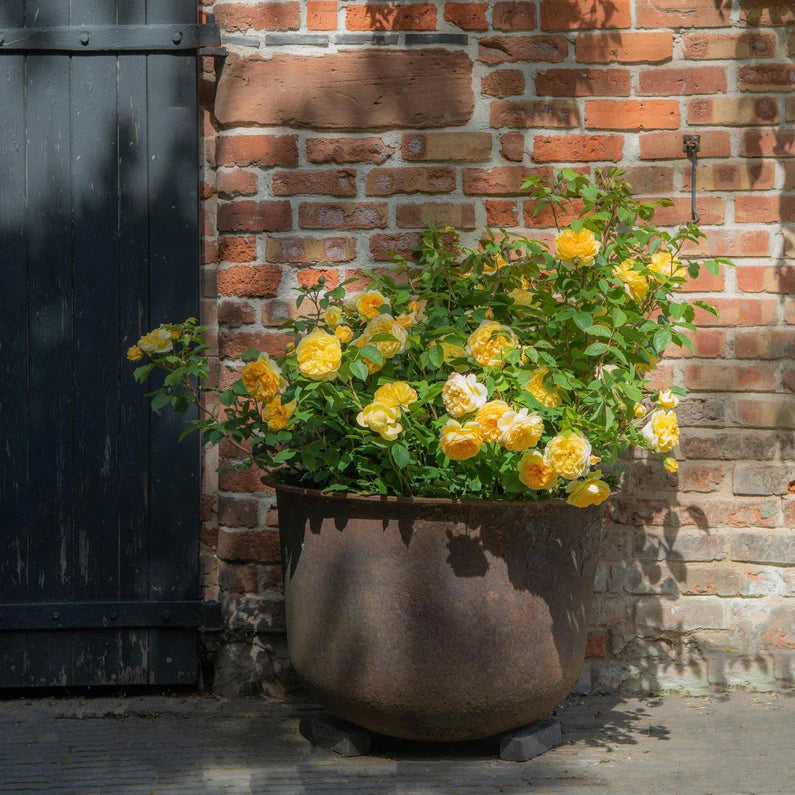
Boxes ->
[268,479,578,509]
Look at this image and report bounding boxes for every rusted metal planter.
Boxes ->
[275,483,603,742]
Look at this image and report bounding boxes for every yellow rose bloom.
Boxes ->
[509,288,535,308]
[663,457,679,474]
[525,368,563,409]
[335,325,354,343]
[633,402,646,419]
[518,450,558,491]
[127,345,144,362]
[566,473,610,508]
[357,401,403,441]
[442,373,488,418]
[641,410,679,453]
[482,253,509,275]
[498,408,544,452]
[466,320,517,368]
[351,290,388,321]
[355,314,409,373]
[614,259,649,302]
[325,307,343,327]
[374,381,418,410]
[407,300,421,314]
[554,227,600,268]
[439,420,483,461]
[475,400,512,443]
[296,328,342,381]
[138,327,174,355]
[544,431,592,480]
[241,354,287,402]
[649,251,686,280]
[590,454,601,466]
[658,389,680,409]
[634,348,658,374]
[441,341,466,363]
[263,395,296,432]
[396,312,417,328]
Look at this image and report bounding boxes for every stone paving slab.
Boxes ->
[0,691,792,793]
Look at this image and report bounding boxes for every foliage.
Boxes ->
[130,169,731,505]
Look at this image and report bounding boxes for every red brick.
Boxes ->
[219,331,290,361]
[642,196,725,226]
[682,230,771,258]
[683,364,777,393]
[216,2,299,31]
[272,169,357,197]
[489,100,579,129]
[217,265,282,298]
[576,32,673,64]
[684,162,776,191]
[370,232,423,260]
[663,329,727,358]
[346,3,436,30]
[261,299,292,327]
[481,70,526,97]
[677,266,725,293]
[639,130,732,160]
[692,298,779,327]
[306,137,394,164]
[444,2,488,30]
[307,0,338,29]
[218,201,292,233]
[396,202,476,229]
[297,268,340,289]
[478,35,568,65]
[218,300,256,329]
[214,51,474,130]
[541,0,631,30]
[638,66,727,96]
[218,562,259,593]
[735,330,795,359]
[216,135,298,168]
[533,133,623,162]
[493,2,536,30]
[622,165,674,194]
[741,129,795,158]
[219,235,258,263]
[688,97,779,126]
[678,464,728,494]
[218,528,281,563]
[463,165,553,195]
[218,496,259,528]
[735,195,794,223]
[585,631,607,658]
[265,236,356,263]
[203,238,218,266]
[536,68,631,97]
[736,398,795,428]
[523,198,584,228]
[486,199,519,227]
[299,202,388,229]
[683,31,777,60]
[200,180,216,200]
[500,132,525,162]
[739,0,795,26]
[739,63,795,92]
[366,167,456,195]
[680,431,777,461]
[586,100,680,131]
[402,132,493,162]
[637,0,732,28]
[217,170,258,197]
[736,265,795,294]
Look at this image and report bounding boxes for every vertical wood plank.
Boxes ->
[145,0,200,684]
[0,0,30,686]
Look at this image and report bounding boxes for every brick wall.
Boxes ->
[197,0,794,695]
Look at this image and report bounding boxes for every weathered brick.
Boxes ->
[635,597,727,632]
[218,300,256,329]
[685,162,776,192]
[523,198,584,227]
[688,96,779,126]
[683,565,791,598]
[218,561,259,594]
[533,133,623,162]
[307,1,338,30]
[682,363,776,392]
[683,230,771,259]
[677,397,728,428]
[740,129,795,157]
[218,495,260,528]
[298,202,388,229]
[646,197,725,226]
[735,329,795,359]
[664,328,726,357]
[637,0,732,28]
[734,464,795,496]
[635,528,727,562]
[490,100,579,128]
[536,68,631,97]
[729,533,794,565]
[678,463,728,494]
[638,66,727,96]
[217,170,258,197]
[585,631,607,658]
[739,0,795,27]
[369,232,423,260]
[216,2,300,31]
[218,528,281,563]
[693,297,778,326]
[272,169,357,197]
[402,132,493,162]
[216,135,299,168]
[218,201,292,233]
[463,165,552,195]
[481,70,526,97]
[217,265,282,298]
[486,199,519,227]
[265,236,356,263]
[219,331,290,361]
[542,0,631,29]
[576,32,673,64]
[738,265,795,294]
[297,268,339,288]
[366,166,456,195]
[500,132,525,162]
[396,202,476,229]
[346,3,436,30]
[306,137,394,164]
[735,195,795,223]
[738,63,795,92]
[493,1,537,30]
[683,32,777,60]
[735,397,795,429]
[479,35,568,65]
[639,130,731,160]
[444,2,488,30]
[585,100,680,131]
[680,431,777,461]
[219,235,258,263]
[622,165,674,194]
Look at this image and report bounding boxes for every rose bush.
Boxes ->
[130,169,730,506]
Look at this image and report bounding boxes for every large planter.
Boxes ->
[275,483,603,742]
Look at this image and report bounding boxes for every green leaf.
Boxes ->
[151,393,172,411]
[391,444,411,469]
[703,259,720,277]
[272,449,295,463]
[573,312,593,331]
[358,345,384,366]
[585,324,612,338]
[429,344,445,368]
[612,307,627,327]
[350,360,369,381]
[219,389,236,407]
[653,328,672,353]
[584,342,608,357]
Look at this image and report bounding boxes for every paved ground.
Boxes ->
[0,691,792,794]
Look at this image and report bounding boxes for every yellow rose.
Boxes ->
[590,454,601,466]
[357,401,403,441]
[544,431,592,480]
[614,259,649,302]
[658,389,680,409]
[566,472,610,508]
[525,368,563,409]
[509,288,535,308]
[335,325,354,343]
[350,290,388,321]
[127,345,144,362]
[663,457,679,474]
[407,300,421,315]
[442,373,488,418]
[373,381,418,410]
[475,400,512,443]
[396,312,417,328]
[439,420,483,461]
[296,328,342,381]
[498,409,544,452]
[650,251,686,280]
[355,314,409,373]
[466,320,517,368]
[241,354,287,402]
[263,395,296,432]
[633,402,646,419]
[641,410,679,453]
[325,307,343,327]
[482,253,509,275]
[518,450,558,491]
[138,327,174,355]
[554,227,600,268]
[441,341,466,363]
[635,350,659,375]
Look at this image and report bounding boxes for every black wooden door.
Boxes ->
[0,1,218,686]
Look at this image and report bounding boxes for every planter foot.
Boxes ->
[499,718,562,762]
[301,714,372,757]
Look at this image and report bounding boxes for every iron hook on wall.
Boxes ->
[683,134,701,224]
